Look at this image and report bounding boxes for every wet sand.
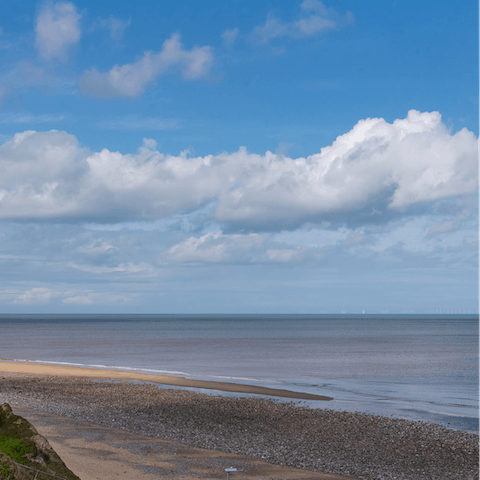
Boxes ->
[0,361,332,401]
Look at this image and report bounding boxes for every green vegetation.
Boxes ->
[0,437,30,463]
[0,461,13,480]
[0,404,80,480]
[0,405,37,446]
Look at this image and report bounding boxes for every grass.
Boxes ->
[0,436,30,463]
[0,403,80,480]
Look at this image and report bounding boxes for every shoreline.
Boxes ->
[0,361,333,401]
[1,360,478,433]
[0,365,478,480]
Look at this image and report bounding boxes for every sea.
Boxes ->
[0,314,478,433]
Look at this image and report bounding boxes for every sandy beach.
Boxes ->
[0,361,333,401]
[11,406,356,480]
[0,361,478,480]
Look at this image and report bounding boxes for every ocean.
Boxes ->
[0,314,478,433]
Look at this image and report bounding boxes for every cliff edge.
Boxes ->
[0,403,80,480]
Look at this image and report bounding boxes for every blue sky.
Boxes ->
[0,0,477,313]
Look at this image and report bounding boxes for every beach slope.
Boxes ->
[0,362,332,401]
[0,362,478,480]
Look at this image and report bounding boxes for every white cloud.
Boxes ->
[168,232,265,263]
[0,130,87,220]
[294,15,335,36]
[251,0,340,44]
[69,262,155,275]
[301,0,329,14]
[265,248,304,262]
[222,28,239,46]
[168,232,315,264]
[7,287,62,305]
[77,239,118,254]
[80,33,213,97]
[0,111,476,232]
[63,294,94,305]
[35,1,81,61]
[63,292,130,304]
[252,14,289,44]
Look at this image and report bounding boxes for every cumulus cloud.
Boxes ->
[0,130,87,219]
[0,111,477,231]
[80,33,214,97]
[35,1,81,61]
[251,0,345,44]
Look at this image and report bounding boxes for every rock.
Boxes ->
[33,452,47,466]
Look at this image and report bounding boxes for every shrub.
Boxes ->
[0,436,30,463]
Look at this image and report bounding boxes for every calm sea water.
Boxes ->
[0,314,478,433]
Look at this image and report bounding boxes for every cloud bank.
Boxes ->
[35,1,81,61]
[0,111,476,230]
[80,33,214,97]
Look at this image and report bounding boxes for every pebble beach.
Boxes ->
[0,372,478,480]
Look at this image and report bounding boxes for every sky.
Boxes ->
[0,0,478,314]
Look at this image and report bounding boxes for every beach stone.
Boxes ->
[0,375,478,480]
